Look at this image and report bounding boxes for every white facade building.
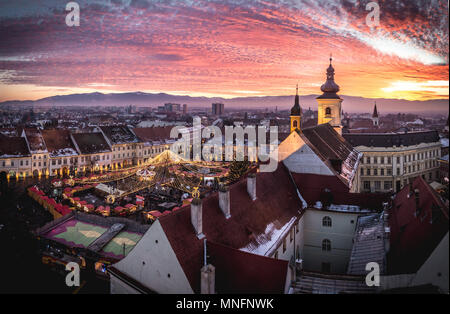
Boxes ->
[344,131,441,192]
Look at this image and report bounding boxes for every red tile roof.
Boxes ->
[388,176,449,274]
[208,241,289,294]
[41,129,76,156]
[158,163,302,293]
[291,173,389,211]
[0,134,30,157]
[71,132,111,154]
[349,119,374,130]
[133,126,173,143]
[292,172,349,203]
[23,128,47,152]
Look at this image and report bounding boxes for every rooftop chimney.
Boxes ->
[247,173,257,201]
[200,264,215,294]
[191,198,205,239]
[218,185,231,219]
[201,239,215,294]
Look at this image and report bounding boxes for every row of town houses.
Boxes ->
[0,125,177,178]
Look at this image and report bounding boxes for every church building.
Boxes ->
[372,102,379,127]
[316,57,343,135]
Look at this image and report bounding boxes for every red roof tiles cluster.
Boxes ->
[158,163,302,293]
[41,129,77,157]
[349,119,375,130]
[71,132,111,154]
[23,128,47,152]
[388,176,449,274]
[0,134,30,157]
[208,241,289,294]
[291,173,389,211]
[133,126,174,143]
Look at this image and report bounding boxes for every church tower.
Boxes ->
[290,84,302,133]
[317,56,343,134]
[372,102,379,127]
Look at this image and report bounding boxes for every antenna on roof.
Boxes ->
[203,238,207,267]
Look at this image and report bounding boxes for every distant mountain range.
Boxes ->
[0,92,448,115]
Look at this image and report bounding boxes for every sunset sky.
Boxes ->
[0,0,448,103]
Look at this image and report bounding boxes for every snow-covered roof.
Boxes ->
[240,216,297,256]
[313,201,371,213]
[100,125,139,144]
[23,128,48,154]
[41,129,78,157]
[347,213,386,275]
[49,148,78,158]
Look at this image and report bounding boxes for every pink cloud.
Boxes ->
[0,0,448,101]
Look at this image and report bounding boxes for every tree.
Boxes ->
[227,156,250,183]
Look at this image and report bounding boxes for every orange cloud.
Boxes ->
[0,0,448,103]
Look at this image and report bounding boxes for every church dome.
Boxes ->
[318,57,341,99]
[320,62,340,93]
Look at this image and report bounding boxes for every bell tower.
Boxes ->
[317,56,343,134]
[372,102,379,127]
[290,84,302,133]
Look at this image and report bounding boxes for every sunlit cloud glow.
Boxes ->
[382,80,449,93]
[0,0,448,104]
[355,33,446,66]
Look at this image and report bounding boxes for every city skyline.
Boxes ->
[0,0,449,105]
[1,90,449,115]
[1,0,449,298]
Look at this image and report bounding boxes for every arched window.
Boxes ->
[322,239,331,251]
[322,216,332,227]
[293,120,298,128]
[325,107,332,115]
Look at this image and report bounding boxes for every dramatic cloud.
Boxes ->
[0,0,448,103]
